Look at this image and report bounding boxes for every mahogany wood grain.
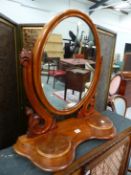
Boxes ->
[14,10,116,172]
[14,109,116,172]
[20,49,54,136]
[54,127,131,175]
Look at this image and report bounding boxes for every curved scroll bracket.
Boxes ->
[20,48,32,66]
[14,10,116,172]
[19,48,55,137]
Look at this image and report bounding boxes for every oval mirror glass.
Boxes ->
[40,17,96,110]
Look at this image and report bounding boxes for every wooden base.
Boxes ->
[17,10,116,173]
[14,111,116,172]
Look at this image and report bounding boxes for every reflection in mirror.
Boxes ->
[41,17,96,110]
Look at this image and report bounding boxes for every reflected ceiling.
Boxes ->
[88,0,131,15]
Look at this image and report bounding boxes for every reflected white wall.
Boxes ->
[53,17,90,40]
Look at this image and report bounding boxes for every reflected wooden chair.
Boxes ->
[64,68,90,101]
[46,57,66,89]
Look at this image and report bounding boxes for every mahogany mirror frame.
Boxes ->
[14,9,116,172]
[32,9,102,115]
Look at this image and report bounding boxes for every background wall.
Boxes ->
[0,0,89,23]
[91,10,131,62]
[1,0,131,62]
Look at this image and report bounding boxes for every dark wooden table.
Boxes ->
[60,58,95,70]
[64,68,90,101]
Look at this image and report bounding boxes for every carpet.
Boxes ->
[53,89,85,103]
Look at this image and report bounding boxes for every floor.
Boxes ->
[41,75,67,110]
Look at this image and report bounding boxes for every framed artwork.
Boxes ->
[22,26,43,50]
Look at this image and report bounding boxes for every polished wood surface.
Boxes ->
[20,49,54,136]
[14,10,116,172]
[36,134,71,158]
[54,127,131,175]
[0,116,130,174]
[14,109,116,172]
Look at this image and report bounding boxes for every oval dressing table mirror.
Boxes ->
[14,9,116,172]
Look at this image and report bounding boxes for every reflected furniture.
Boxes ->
[1,111,131,175]
[45,33,64,58]
[60,58,95,70]
[46,57,66,88]
[64,68,90,101]
[74,53,84,59]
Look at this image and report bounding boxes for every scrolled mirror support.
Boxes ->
[19,48,54,136]
[14,10,116,172]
